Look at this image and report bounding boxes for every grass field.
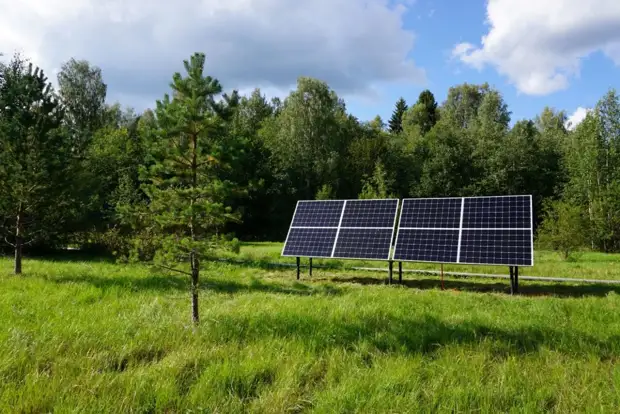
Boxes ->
[2,244,620,412]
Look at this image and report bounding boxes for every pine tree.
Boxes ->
[130,53,240,324]
[0,54,68,274]
[388,97,408,134]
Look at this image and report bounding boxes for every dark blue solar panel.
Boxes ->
[393,229,459,263]
[333,228,393,260]
[282,228,337,257]
[459,229,532,266]
[340,199,399,228]
[291,200,344,227]
[462,196,531,229]
[399,198,462,228]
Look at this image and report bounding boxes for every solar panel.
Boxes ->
[393,195,533,266]
[282,199,399,260]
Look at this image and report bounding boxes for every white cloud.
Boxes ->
[452,0,620,95]
[566,106,591,130]
[0,0,425,110]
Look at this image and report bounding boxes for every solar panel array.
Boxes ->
[393,195,533,266]
[282,195,533,267]
[282,199,399,260]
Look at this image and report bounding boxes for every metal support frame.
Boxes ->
[388,261,393,284]
[398,262,402,283]
[309,257,313,276]
[296,257,300,280]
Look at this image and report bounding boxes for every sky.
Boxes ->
[1,0,620,130]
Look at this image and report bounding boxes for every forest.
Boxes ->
[2,51,620,272]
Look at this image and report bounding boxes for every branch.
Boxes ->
[153,263,191,276]
[4,237,15,248]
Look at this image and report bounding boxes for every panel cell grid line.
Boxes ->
[333,228,394,260]
[282,228,338,258]
[340,199,399,228]
[399,198,462,228]
[459,229,532,266]
[393,229,459,263]
[290,200,345,227]
[462,196,530,229]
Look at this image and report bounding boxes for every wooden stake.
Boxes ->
[441,263,444,290]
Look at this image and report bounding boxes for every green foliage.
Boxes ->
[402,90,438,135]
[315,184,335,200]
[57,58,107,156]
[537,200,588,260]
[358,162,395,199]
[388,97,408,134]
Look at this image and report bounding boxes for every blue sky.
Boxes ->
[346,0,620,126]
[2,0,619,129]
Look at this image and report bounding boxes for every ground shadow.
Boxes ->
[44,272,343,297]
[313,274,620,298]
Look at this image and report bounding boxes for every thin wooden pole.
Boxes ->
[441,263,444,290]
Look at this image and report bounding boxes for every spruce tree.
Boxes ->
[388,97,408,134]
[132,53,240,323]
[405,90,439,135]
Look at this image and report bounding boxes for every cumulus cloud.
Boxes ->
[0,0,425,109]
[566,106,591,130]
[452,0,620,95]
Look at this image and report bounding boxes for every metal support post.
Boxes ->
[388,261,393,285]
[509,266,514,294]
[309,257,313,276]
[398,262,403,284]
[514,266,519,294]
[296,257,300,280]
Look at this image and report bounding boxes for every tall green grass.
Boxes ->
[1,251,620,412]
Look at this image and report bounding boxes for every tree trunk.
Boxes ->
[14,207,23,275]
[190,132,199,324]
[190,252,199,324]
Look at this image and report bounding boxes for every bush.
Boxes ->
[537,199,588,260]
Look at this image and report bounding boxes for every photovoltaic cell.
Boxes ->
[398,198,461,228]
[459,230,532,266]
[282,228,338,257]
[333,228,394,260]
[393,229,459,263]
[340,199,399,228]
[462,196,530,229]
[291,200,344,227]
[393,195,533,266]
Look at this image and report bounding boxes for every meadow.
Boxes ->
[2,244,620,412]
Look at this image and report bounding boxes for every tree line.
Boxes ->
[2,51,620,277]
